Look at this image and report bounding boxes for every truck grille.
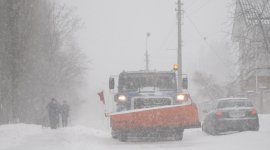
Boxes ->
[134,98,171,109]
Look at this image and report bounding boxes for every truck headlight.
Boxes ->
[177,94,188,102]
[117,95,127,102]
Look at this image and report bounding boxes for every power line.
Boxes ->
[184,0,199,10]
[185,14,236,75]
[153,32,177,58]
[188,0,212,16]
[151,33,177,68]
[184,25,229,42]
[151,22,177,58]
[183,0,194,5]
[147,21,176,70]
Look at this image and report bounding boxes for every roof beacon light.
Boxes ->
[173,64,178,70]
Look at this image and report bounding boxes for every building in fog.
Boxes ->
[232,0,270,94]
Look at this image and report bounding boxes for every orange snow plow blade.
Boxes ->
[107,104,201,132]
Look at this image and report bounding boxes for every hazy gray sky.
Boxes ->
[61,0,235,113]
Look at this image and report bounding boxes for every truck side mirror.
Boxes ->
[109,78,115,89]
[182,78,188,89]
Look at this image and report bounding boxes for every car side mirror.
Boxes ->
[182,78,188,89]
[109,78,115,89]
[202,109,208,113]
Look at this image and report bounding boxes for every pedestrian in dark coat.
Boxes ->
[61,101,70,127]
[46,98,60,129]
[55,99,61,128]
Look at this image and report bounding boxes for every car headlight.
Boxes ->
[176,94,188,102]
[116,95,127,102]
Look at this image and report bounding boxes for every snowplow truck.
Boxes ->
[107,71,201,142]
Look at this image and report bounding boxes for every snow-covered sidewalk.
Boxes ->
[1,125,109,150]
[1,114,270,150]
[0,124,42,150]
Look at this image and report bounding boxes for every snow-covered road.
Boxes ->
[1,114,270,150]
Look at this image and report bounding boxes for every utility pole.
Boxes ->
[177,0,182,93]
[145,33,150,70]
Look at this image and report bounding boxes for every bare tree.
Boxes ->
[192,71,239,101]
[228,0,270,93]
[0,0,89,124]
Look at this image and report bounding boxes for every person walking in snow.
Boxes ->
[54,99,61,128]
[46,98,60,129]
[61,101,70,127]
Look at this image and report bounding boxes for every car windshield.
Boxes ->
[120,73,176,91]
[217,100,253,109]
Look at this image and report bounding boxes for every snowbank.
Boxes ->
[0,124,42,150]
[0,124,109,150]
[59,126,109,150]
[0,114,269,150]
[258,114,270,131]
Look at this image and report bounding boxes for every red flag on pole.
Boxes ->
[97,91,105,104]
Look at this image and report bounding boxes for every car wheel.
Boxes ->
[118,132,128,142]
[202,123,206,132]
[203,125,211,134]
[250,120,260,131]
[250,126,259,131]
[111,129,118,139]
[211,125,220,136]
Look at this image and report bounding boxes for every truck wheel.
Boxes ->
[174,129,184,141]
[111,129,118,139]
[118,132,128,142]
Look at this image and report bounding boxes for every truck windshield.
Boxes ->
[120,73,176,92]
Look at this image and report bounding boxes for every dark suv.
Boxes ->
[202,98,259,135]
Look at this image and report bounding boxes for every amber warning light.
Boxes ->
[173,64,178,70]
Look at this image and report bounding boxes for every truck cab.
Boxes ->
[110,71,183,112]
